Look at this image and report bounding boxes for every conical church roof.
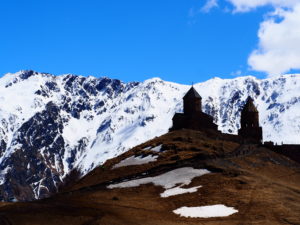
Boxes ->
[243,97,258,112]
[183,87,202,99]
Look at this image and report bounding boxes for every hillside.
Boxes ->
[1,71,300,201]
[0,129,299,225]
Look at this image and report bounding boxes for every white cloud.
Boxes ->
[248,4,300,76]
[227,0,298,12]
[201,0,218,12]
[199,0,300,76]
[230,70,242,76]
[222,0,300,76]
[188,0,218,19]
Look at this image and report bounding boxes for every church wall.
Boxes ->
[265,144,300,164]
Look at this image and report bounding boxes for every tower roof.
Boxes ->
[183,87,202,99]
[242,97,258,112]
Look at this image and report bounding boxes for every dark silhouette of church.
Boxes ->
[238,97,262,143]
[170,86,262,143]
[170,86,300,164]
[170,87,218,131]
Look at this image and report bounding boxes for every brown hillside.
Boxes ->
[0,129,300,225]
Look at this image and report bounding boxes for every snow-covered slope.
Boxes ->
[0,70,299,201]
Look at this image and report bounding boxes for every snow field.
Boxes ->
[107,167,210,195]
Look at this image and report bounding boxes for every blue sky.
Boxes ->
[1,0,300,83]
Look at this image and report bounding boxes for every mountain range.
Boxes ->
[0,70,300,201]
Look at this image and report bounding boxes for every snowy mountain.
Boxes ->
[0,70,300,201]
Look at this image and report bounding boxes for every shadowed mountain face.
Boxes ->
[0,129,299,225]
[1,70,300,201]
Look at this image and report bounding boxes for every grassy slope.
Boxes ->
[0,129,300,225]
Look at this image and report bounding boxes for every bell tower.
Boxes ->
[238,97,262,143]
[183,87,202,115]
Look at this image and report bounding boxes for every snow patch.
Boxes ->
[161,185,202,198]
[107,167,210,195]
[113,155,158,169]
[142,145,163,152]
[151,145,162,152]
[0,167,10,185]
[173,205,238,218]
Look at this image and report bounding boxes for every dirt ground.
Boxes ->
[0,129,300,225]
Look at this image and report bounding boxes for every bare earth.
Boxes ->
[0,129,300,225]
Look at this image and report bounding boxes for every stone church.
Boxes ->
[238,96,262,143]
[170,87,262,143]
[170,86,300,164]
[170,86,218,131]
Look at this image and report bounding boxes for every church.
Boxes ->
[170,86,262,143]
[169,87,218,132]
[169,86,300,164]
[238,97,262,143]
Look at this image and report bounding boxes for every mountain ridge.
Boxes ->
[1,70,300,201]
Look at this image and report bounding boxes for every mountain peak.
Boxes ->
[144,77,163,83]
